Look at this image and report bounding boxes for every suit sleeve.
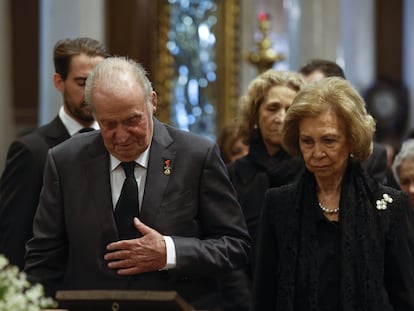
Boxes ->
[24,151,68,296]
[252,190,278,310]
[362,143,388,184]
[0,139,46,269]
[384,194,414,310]
[171,143,251,275]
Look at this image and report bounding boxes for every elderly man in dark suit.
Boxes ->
[0,37,109,269]
[24,57,250,310]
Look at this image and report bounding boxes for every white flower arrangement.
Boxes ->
[0,254,57,311]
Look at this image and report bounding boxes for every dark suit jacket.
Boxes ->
[362,142,388,184]
[0,116,70,269]
[253,168,414,311]
[24,119,250,309]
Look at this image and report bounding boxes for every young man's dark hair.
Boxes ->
[299,58,346,80]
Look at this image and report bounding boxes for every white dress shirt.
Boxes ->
[58,106,99,136]
[109,147,176,269]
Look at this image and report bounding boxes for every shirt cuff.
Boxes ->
[162,236,176,270]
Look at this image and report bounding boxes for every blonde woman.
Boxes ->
[253,77,414,311]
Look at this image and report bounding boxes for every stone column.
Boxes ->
[38,0,105,125]
[285,0,340,71]
[339,0,375,92]
[403,0,414,135]
[284,0,375,93]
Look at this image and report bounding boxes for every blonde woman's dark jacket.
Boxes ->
[253,161,414,311]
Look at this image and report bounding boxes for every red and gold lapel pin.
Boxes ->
[163,159,172,176]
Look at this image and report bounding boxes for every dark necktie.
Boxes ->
[114,162,139,239]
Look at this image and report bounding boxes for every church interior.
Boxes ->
[0,0,413,172]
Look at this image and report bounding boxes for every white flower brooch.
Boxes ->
[376,193,393,210]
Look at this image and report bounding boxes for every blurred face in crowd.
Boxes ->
[397,158,414,208]
[229,138,249,162]
[54,54,104,126]
[258,85,298,155]
[93,78,157,162]
[299,110,351,181]
[302,70,326,84]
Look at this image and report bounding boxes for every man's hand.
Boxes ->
[104,217,167,275]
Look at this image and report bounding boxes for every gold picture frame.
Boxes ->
[152,0,241,135]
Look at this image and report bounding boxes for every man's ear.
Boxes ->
[53,73,64,93]
[151,91,158,113]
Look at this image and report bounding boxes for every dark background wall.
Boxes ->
[10,1,404,136]
[11,0,39,133]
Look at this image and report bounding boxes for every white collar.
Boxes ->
[58,106,99,136]
[110,142,151,172]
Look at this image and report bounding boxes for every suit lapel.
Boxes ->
[79,120,175,238]
[43,116,71,147]
[84,134,119,242]
[140,120,175,226]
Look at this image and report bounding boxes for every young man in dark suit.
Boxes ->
[0,37,110,269]
[24,57,250,310]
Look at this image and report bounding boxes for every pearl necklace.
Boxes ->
[318,202,339,214]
